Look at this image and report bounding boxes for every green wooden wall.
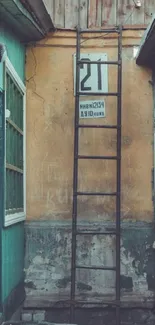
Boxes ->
[0,23,25,303]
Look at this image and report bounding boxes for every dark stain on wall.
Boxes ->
[120,275,133,291]
[77,282,92,292]
[147,275,155,291]
[25,281,36,290]
[57,276,70,289]
[123,226,155,291]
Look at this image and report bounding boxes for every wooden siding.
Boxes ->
[43,0,155,29]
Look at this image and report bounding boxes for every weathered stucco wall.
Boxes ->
[25,30,154,308]
[26,30,153,223]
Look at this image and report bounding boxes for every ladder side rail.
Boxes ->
[70,26,81,323]
[116,26,122,325]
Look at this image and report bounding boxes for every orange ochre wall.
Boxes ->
[26,30,153,222]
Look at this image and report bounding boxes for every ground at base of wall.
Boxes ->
[20,308,155,325]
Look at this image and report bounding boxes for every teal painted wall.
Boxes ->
[0,23,25,303]
[0,23,25,85]
[2,224,25,301]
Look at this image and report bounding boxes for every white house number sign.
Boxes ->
[79,100,105,119]
[74,53,108,95]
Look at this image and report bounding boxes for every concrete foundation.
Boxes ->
[24,220,155,309]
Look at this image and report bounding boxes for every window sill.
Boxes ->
[4,212,26,227]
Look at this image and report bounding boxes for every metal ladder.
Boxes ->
[70,26,122,325]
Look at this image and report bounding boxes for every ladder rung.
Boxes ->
[78,124,120,129]
[73,300,120,306]
[77,60,120,65]
[76,265,116,271]
[76,191,117,196]
[79,29,119,34]
[76,230,117,235]
[78,92,118,96]
[78,155,118,160]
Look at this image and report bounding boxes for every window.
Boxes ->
[4,58,26,227]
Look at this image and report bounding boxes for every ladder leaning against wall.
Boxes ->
[70,22,122,325]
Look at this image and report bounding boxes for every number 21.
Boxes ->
[80,58,102,91]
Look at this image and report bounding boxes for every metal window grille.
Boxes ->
[5,72,24,215]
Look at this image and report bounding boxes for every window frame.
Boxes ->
[4,57,26,227]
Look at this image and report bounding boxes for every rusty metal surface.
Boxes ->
[43,0,154,29]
